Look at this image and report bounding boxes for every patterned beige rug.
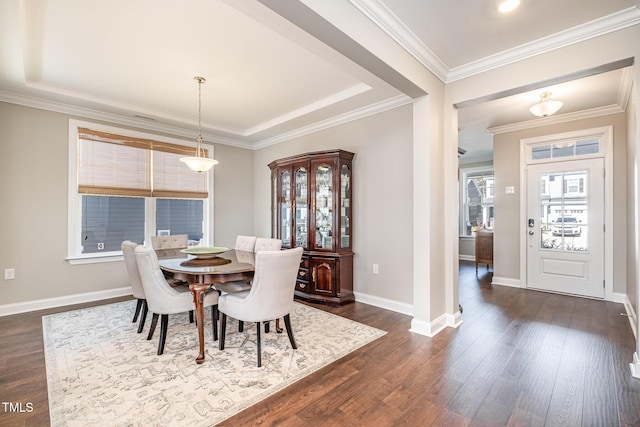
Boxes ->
[43,301,385,426]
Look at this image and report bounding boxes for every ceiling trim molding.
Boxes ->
[253,94,412,149]
[0,90,253,149]
[447,7,640,82]
[488,104,625,135]
[351,1,640,85]
[244,83,371,136]
[348,0,449,82]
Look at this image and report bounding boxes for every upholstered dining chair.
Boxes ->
[213,235,258,295]
[150,234,189,259]
[135,245,219,355]
[218,247,303,367]
[234,235,257,252]
[254,237,283,252]
[121,240,148,334]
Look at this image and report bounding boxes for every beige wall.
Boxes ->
[254,104,414,305]
[493,113,628,292]
[0,102,254,307]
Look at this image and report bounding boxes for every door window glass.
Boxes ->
[539,170,588,252]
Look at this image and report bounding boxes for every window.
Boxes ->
[460,167,494,237]
[68,120,214,263]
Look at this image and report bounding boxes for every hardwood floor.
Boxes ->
[1,261,639,426]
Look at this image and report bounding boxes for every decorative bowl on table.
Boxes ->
[180,246,230,259]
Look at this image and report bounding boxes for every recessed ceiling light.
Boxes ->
[498,0,520,13]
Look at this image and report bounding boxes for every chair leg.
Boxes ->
[133,299,143,322]
[283,314,297,349]
[137,301,148,334]
[256,322,262,367]
[147,312,159,340]
[219,313,227,350]
[239,320,244,332]
[158,314,169,355]
[264,320,270,333]
[275,318,283,333]
[211,305,218,342]
[189,310,194,323]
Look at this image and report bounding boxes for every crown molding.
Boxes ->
[0,90,253,149]
[350,1,640,84]
[244,83,371,136]
[349,0,448,83]
[448,7,640,82]
[488,104,625,135]
[253,94,412,149]
[0,89,411,151]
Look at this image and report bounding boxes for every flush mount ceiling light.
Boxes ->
[529,91,564,117]
[180,76,219,173]
[498,0,520,13]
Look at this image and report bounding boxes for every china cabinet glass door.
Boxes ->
[280,169,291,247]
[314,164,333,250]
[340,164,351,248]
[294,167,308,248]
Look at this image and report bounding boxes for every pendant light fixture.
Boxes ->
[180,76,218,173]
[529,91,564,117]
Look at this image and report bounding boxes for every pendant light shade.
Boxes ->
[529,91,563,117]
[180,76,218,173]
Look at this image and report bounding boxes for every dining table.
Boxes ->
[158,249,255,363]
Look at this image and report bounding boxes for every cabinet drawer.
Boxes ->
[296,280,309,291]
[297,267,310,281]
[299,257,309,268]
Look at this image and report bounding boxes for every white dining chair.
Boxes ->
[254,237,283,252]
[121,240,148,333]
[218,247,303,367]
[235,235,257,252]
[135,245,219,355]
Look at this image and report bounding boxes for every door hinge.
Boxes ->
[603,279,606,288]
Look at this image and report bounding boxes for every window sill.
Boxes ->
[67,253,124,265]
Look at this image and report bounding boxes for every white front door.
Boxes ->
[526,158,604,298]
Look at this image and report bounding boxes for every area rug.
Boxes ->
[43,301,385,426]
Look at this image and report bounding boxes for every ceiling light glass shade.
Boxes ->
[498,0,520,13]
[180,155,218,173]
[529,91,563,117]
[181,76,218,173]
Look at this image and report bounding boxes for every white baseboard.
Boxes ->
[409,313,447,337]
[0,287,132,317]
[354,291,461,336]
[630,352,640,378]
[353,291,413,316]
[458,255,474,262]
[491,276,524,288]
[621,293,638,339]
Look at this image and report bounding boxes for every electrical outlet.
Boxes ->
[4,268,15,280]
[97,242,105,250]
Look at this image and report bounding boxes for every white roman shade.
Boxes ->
[77,128,208,199]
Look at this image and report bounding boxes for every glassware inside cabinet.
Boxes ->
[315,164,333,249]
[294,167,308,247]
[340,164,351,248]
[280,170,291,246]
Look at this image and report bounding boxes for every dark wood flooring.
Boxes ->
[1,261,639,426]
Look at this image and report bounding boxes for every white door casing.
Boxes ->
[520,126,613,300]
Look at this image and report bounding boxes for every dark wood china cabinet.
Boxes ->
[269,150,354,306]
